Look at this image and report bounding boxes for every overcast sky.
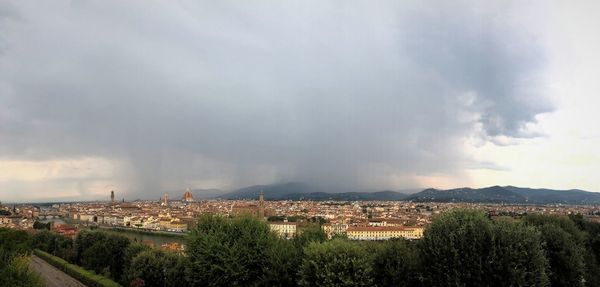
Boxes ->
[1,1,600,202]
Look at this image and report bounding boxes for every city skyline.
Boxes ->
[2,1,600,202]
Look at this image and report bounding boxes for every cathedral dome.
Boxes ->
[183,190,194,202]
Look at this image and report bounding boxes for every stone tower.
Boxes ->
[163,193,169,206]
[258,190,265,220]
[110,190,115,204]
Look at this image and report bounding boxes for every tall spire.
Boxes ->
[163,192,169,206]
[258,190,265,220]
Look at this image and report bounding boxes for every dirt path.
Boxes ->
[29,255,87,287]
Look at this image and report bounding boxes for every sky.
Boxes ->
[1,1,600,202]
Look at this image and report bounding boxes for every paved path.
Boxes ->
[29,255,87,287]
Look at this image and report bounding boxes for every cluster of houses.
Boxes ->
[70,211,193,232]
[322,218,424,240]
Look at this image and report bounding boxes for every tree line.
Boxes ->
[0,228,44,287]
[25,210,600,286]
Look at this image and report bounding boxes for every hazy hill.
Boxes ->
[503,186,600,204]
[406,185,600,204]
[190,189,226,199]
[282,190,409,201]
[219,183,600,204]
[405,186,525,203]
[220,182,415,201]
[219,182,318,200]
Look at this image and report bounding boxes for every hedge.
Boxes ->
[104,226,186,238]
[33,249,121,287]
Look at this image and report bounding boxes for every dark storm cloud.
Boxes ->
[0,1,551,197]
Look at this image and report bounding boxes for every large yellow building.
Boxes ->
[346,226,424,240]
[322,223,349,239]
[269,222,297,239]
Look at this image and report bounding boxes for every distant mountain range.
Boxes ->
[405,185,600,204]
[189,189,225,199]
[215,182,600,204]
[218,182,417,200]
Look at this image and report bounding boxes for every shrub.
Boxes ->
[299,239,373,287]
[34,249,121,287]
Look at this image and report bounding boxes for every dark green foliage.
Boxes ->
[293,225,327,248]
[524,214,586,242]
[371,238,421,287]
[75,230,130,280]
[34,249,120,287]
[420,210,496,286]
[33,221,51,230]
[127,249,188,287]
[9,211,600,287]
[540,225,585,286]
[33,230,56,253]
[33,230,75,262]
[524,215,586,286]
[569,214,600,286]
[420,210,550,287]
[0,255,45,287]
[0,228,44,287]
[261,238,301,287]
[186,215,278,286]
[0,228,34,260]
[121,242,150,284]
[299,239,373,287]
[267,215,285,222]
[489,220,549,286]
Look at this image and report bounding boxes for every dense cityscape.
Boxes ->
[2,1,600,286]
[5,189,600,240]
[4,190,600,286]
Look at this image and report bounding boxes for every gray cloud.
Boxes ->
[0,1,551,198]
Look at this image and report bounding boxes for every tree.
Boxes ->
[299,239,373,287]
[524,215,586,286]
[75,230,130,280]
[0,256,44,287]
[32,230,55,253]
[419,210,496,286]
[33,221,50,230]
[489,221,549,286]
[0,228,43,287]
[104,233,130,280]
[186,215,278,286]
[538,224,585,286]
[75,230,108,264]
[128,249,188,287]
[569,214,600,286]
[371,238,421,287]
[293,225,326,248]
[122,242,151,284]
[260,238,301,287]
[33,231,74,261]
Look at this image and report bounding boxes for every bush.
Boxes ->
[299,239,373,287]
[0,255,44,287]
[186,215,279,286]
[524,215,586,286]
[420,210,549,287]
[33,230,75,262]
[371,238,421,287]
[0,228,43,287]
[127,249,188,287]
[34,249,121,287]
[75,230,130,280]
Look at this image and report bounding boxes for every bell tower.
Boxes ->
[258,190,265,220]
